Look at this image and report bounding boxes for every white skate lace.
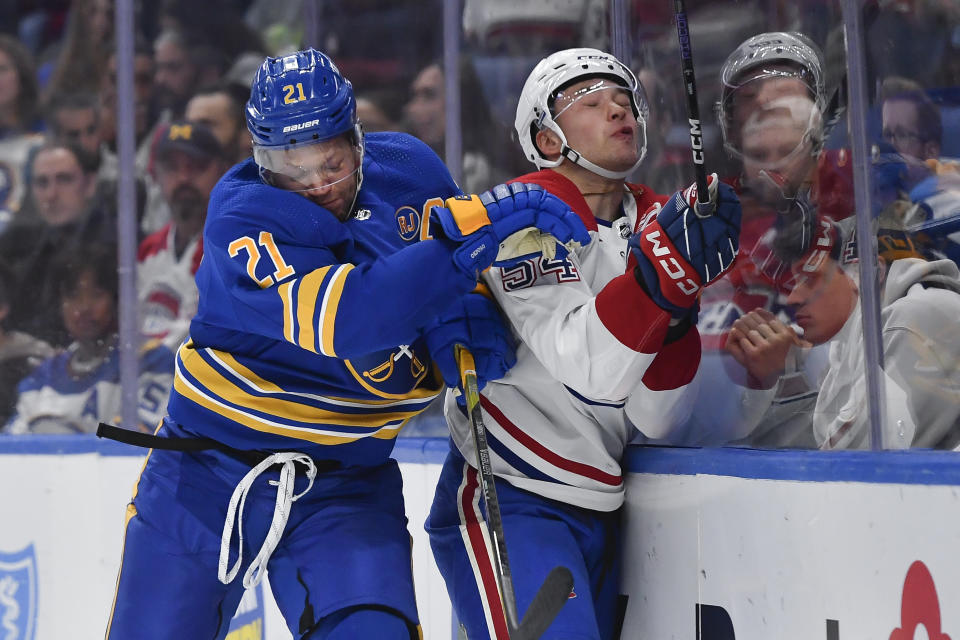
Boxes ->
[218,452,317,588]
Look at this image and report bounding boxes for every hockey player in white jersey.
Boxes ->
[424,48,742,639]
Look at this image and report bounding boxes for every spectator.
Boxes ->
[45,92,102,168]
[184,83,251,163]
[880,76,942,162]
[47,90,149,234]
[153,29,217,121]
[0,140,111,347]
[355,90,402,134]
[404,59,507,192]
[0,259,55,425]
[879,76,960,266]
[138,121,228,350]
[40,0,113,105]
[4,245,173,434]
[727,212,960,450]
[98,38,157,181]
[0,35,43,229]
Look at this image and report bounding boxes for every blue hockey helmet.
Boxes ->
[246,48,365,217]
[246,48,358,150]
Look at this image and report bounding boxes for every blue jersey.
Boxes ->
[5,340,174,434]
[167,132,471,465]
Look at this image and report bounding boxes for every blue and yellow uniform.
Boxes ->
[169,131,467,461]
[107,132,472,640]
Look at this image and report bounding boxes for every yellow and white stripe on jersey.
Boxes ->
[173,341,439,445]
[278,264,354,357]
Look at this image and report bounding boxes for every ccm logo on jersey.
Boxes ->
[282,119,320,133]
[643,228,699,295]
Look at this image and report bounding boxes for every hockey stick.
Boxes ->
[455,345,574,640]
[672,0,714,218]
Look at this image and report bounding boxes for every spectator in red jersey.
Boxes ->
[138,121,228,350]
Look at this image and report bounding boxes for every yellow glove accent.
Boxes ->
[444,194,491,235]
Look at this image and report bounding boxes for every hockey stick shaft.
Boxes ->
[673,0,714,217]
[455,345,574,640]
[456,344,521,633]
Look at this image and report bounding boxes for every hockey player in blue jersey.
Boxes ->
[104,48,589,639]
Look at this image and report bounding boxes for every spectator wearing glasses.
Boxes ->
[879,76,960,267]
[880,76,942,162]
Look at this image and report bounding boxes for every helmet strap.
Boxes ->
[560,145,644,180]
[345,124,365,220]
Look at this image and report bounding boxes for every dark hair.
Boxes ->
[187,82,248,127]
[45,92,101,130]
[53,244,119,301]
[29,139,99,178]
[0,35,39,129]
[42,0,114,108]
[879,76,942,146]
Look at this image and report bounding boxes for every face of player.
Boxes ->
[786,257,858,345]
[30,148,94,227]
[61,269,116,344]
[405,64,445,148]
[881,99,933,160]
[740,106,817,202]
[155,149,223,238]
[552,78,641,173]
[267,135,361,221]
[727,70,811,152]
[55,107,101,158]
[185,93,245,159]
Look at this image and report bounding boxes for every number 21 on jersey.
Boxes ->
[228,231,296,288]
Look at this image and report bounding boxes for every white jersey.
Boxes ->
[0,132,41,231]
[740,258,960,449]
[4,339,175,434]
[445,170,700,512]
[137,223,203,351]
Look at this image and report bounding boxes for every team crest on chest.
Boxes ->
[395,206,421,242]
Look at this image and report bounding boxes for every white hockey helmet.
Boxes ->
[514,47,648,179]
[717,32,825,160]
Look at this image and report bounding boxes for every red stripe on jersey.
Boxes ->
[479,395,622,486]
[595,273,672,353]
[641,323,701,390]
[460,465,511,640]
[137,223,172,261]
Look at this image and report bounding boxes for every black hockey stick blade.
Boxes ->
[513,565,574,640]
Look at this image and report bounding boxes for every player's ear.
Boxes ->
[535,128,562,161]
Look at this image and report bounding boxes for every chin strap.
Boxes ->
[560,145,645,180]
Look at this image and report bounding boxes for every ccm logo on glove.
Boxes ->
[636,207,702,306]
[641,227,700,296]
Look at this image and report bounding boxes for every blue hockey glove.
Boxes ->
[424,292,516,397]
[431,182,591,279]
[629,174,741,315]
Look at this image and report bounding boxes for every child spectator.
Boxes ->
[4,245,173,434]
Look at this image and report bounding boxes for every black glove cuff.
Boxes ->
[664,312,694,344]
